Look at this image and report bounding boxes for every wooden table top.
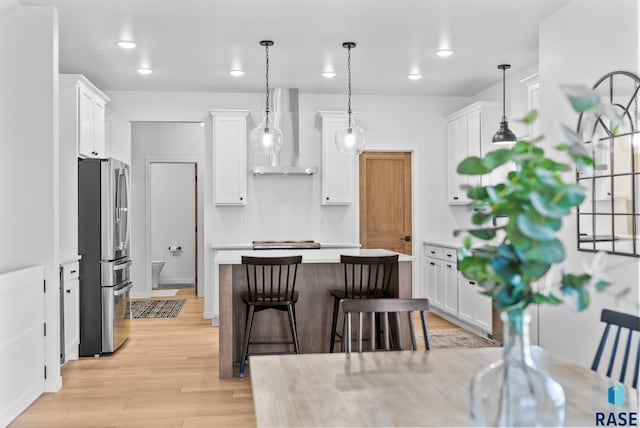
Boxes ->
[250,347,639,427]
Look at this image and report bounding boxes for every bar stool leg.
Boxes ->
[329,296,340,353]
[287,304,300,354]
[239,304,255,378]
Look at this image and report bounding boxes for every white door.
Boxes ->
[0,266,45,427]
[457,275,475,324]
[151,163,196,286]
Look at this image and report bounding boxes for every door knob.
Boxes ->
[401,236,411,242]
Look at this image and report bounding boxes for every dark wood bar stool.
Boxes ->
[341,298,431,353]
[239,255,302,378]
[329,254,398,352]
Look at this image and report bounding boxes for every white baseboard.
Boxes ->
[203,310,213,320]
[158,278,195,285]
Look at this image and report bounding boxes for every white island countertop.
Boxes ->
[209,242,361,250]
[213,248,414,264]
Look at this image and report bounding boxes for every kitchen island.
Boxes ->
[214,248,414,378]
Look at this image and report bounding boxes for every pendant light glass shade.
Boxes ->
[250,114,283,155]
[335,120,365,153]
[492,64,517,145]
[251,40,284,164]
[335,42,366,154]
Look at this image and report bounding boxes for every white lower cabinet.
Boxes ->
[61,261,80,362]
[424,242,492,334]
[443,261,458,316]
[458,274,493,332]
[425,257,444,310]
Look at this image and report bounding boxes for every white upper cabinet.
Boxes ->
[61,74,110,159]
[318,111,354,205]
[446,102,502,204]
[210,110,250,206]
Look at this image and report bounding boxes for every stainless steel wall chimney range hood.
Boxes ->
[251,88,318,176]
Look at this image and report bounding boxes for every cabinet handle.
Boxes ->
[92,151,98,155]
[240,196,244,201]
[446,264,452,268]
[429,262,435,266]
[66,289,71,294]
[325,196,330,201]
[469,281,476,285]
[446,253,452,257]
[70,270,77,274]
[430,250,435,254]
[453,196,459,200]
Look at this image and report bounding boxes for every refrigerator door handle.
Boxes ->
[113,259,132,271]
[114,281,133,297]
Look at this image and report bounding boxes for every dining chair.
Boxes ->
[341,298,431,353]
[591,308,640,388]
[239,255,303,378]
[329,254,399,353]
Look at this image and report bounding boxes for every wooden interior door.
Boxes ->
[359,152,412,255]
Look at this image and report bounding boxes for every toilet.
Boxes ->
[151,261,165,288]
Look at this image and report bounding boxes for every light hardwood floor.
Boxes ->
[11,289,458,428]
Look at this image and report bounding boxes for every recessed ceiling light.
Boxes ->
[436,49,454,58]
[136,68,153,75]
[116,41,137,49]
[229,69,245,77]
[408,74,423,80]
[321,71,336,78]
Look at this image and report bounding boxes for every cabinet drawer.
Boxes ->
[424,245,443,259]
[443,259,457,270]
[442,248,457,263]
[62,261,80,282]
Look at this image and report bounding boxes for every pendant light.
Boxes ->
[250,40,283,166]
[492,64,517,144]
[335,42,365,153]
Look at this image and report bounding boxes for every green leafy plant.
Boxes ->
[455,88,620,314]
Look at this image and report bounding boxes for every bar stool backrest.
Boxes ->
[241,255,302,303]
[340,254,398,299]
[591,308,640,388]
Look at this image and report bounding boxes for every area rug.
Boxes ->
[417,329,499,349]
[128,299,186,319]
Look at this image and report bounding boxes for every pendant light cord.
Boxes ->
[502,67,506,121]
[265,43,270,125]
[347,44,352,128]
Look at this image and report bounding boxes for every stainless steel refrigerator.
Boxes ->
[78,158,132,356]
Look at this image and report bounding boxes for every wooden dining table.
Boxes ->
[250,347,639,427]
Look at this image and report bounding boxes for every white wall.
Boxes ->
[150,163,196,285]
[130,122,205,298]
[109,90,471,316]
[536,0,640,368]
[0,5,61,391]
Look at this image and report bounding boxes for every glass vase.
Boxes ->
[470,310,566,427]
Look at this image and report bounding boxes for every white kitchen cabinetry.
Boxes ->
[60,74,110,159]
[425,257,444,310]
[446,102,501,204]
[458,274,493,332]
[318,111,354,205]
[423,241,493,335]
[210,110,250,206]
[61,261,80,362]
[443,260,458,316]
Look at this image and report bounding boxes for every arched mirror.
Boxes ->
[576,70,640,257]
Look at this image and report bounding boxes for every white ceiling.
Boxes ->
[24,0,571,96]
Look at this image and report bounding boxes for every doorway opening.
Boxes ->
[359,151,413,255]
[149,162,198,297]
